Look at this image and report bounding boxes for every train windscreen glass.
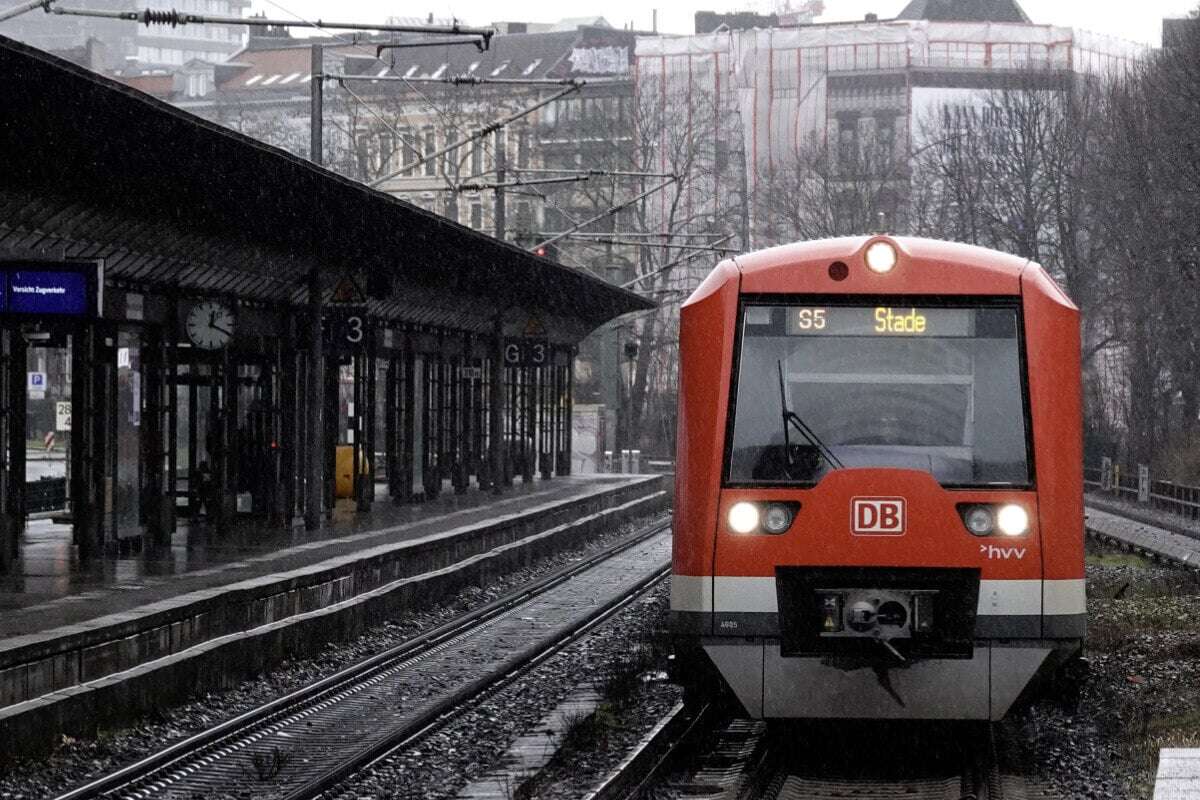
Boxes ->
[727,304,1030,487]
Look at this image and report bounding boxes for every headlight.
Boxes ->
[762,503,794,534]
[963,505,995,536]
[865,241,898,274]
[728,502,760,534]
[996,504,1029,536]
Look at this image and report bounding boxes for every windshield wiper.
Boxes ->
[777,360,844,472]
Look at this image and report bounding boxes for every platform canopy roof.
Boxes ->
[0,35,653,341]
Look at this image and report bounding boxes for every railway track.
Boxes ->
[596,712,1060,800]
[52,516,673,800]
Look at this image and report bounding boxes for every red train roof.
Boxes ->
[688,236,1074,308]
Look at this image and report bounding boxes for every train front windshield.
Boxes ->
[727,303,1031,488]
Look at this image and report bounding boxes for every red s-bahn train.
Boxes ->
[671,235,1084,721]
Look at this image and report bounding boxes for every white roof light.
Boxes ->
[865,240,898,274]
[279,72,301,84]
[244,74,263,85]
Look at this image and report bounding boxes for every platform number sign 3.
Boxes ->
[851,497,906,535]
[344,313,364,344]
[325,306,369,349]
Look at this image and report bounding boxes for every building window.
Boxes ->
[516,127,530,168]
[398,127,416,174]
[837,117,859,169]
[470,129,483,176]
[470,202,483,230]
[422,126,436,176]
[874,116,895,169]
[515,200,532,235]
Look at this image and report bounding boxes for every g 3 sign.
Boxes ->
[503,338,549,367]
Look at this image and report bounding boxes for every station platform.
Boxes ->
[1156,749,1200,800]
[0,474,669,755]
[1085,495,1200,568]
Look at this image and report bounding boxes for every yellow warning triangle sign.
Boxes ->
[523,316,547,337]
[331,274,365,304]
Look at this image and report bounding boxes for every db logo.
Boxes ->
[852,497,906,535]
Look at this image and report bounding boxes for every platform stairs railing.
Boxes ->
[1084,458,1200,523]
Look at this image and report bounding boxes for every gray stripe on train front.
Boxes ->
[702,640,1052,720]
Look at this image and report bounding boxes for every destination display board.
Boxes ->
[784,306,973,337]
[0,262,101,317]
[743,305,1018,339]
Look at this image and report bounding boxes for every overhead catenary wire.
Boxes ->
[278,0,615,265]
[0,0,52,24]
[333,79,457,189]
[533,234,738,254]
[330,74,599,88]
[451,175,593,192]
[251,0,664,285]
[620,233,737,289]
[531,178,677,251]
[46,4,494,41]
[368,84,581,188]
[546,230,731,239]
[512,167,676,179]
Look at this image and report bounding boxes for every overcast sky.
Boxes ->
[251,0,1197,46]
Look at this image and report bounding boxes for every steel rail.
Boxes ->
[299,559,673,800]
[642,718,1005,800]
[583,701,715,800]
[51,515,671,800]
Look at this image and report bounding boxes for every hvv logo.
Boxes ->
[851,498,906,535]
[981,544,1027,560]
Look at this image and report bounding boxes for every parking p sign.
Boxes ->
[27,371,46,400]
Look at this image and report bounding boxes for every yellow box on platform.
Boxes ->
[335,445,370,498]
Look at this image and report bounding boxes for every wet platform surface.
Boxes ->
[0,475,649,641]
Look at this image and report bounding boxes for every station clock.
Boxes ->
[185,300,235,350]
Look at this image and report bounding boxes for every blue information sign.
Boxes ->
[0,264,97,317]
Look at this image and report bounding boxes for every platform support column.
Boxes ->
[0,328,23,569]
[305,42,326,529]
[304,270,324,530]
[142,329,172,543]
[489,314,504,495]
[72,325,109,557]
[562,352,574,476]
[400,348,415,502]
